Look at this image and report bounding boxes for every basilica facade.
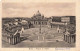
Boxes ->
[30,11,48,26]
[28,10,75,28]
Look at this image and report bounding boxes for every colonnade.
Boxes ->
[7,33,20,45]
[64,34,76,44]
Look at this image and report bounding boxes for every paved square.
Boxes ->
[2,27,75,47]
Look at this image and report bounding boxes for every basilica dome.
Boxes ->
[35,10,41,16]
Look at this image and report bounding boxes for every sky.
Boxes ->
[2,2,75,18]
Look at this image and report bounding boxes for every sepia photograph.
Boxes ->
[2,2,76,48]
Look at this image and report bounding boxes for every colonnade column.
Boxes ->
[64,34,76,44]
[8,33,20,45]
